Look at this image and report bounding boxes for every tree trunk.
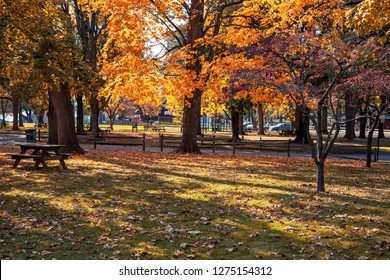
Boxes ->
[294,108,310,143]
[12,95,19,131]
[1,98,8,128]
[344,93,357,140]
[366,129,374,168]
[176,0,204,153]
[197,104,202,136]
[37,109,45,125]
[47,95,58,145]
[18,100,24,127]
[231,110,240,140]
[257,103,265,135]
[378,120,385,138]
[359,116,367,138]
[366,116,380,168]
[250,109,258,130]
[109,117,114,131]
[316,161,325,192]
[76,93,84,133]
[90,90,100,134]
[321,103,328,134]
[239,113,244,135]
[177,89,202,153]
[48,82,85,154]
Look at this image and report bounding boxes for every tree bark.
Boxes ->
[344,94,357,140]
[76,93,84,133]
[250,109,258,130]
[239,113,244,135]
[177,0,204,153]
[48,82,85,154]
[257,104,265,135]
[37,109,45,125]
[18,100,24,127]
[90,90,100,134]
[177,89,202,153]
[231,110,240,140]
[378,120,385,138]
[294,108,310,143]
[366,116,380,168]
[109,117,114,131]
[12,95,19,131]
[321,103,328,134]
[359,116,367,138]
[316,161,326,192]
[1,98,7,128]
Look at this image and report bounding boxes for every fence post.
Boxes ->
[213,135,215,153]
[160,133,164,152]
[233,138,236,155]
[38,129,41,142]
[142,133,146,152]
[259,137,261,149]
[374,148,377,162]
[288,139,291,158]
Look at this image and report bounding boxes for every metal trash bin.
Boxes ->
[25,129,36,142]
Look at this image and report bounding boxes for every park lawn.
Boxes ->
[0,146,389,260]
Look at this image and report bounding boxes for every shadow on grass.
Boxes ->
[0,151,389,260]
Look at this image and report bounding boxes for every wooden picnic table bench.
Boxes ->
[151,125,166,132]
[34,123,48,128]
[6,143,70,169]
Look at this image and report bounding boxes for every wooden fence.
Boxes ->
[158,134,307,157]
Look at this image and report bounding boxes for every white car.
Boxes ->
[243,122,253,132]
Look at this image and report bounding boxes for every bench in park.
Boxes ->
[6,144,71,169]
[34,123,48,128]
[152,125,166,132]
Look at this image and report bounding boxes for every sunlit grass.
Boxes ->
[0,145,389,260]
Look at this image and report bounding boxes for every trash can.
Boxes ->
[25,129,36,142]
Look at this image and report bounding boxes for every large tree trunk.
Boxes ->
[250,109,258,130]
[294,108,310,143]
[231,110,240,140]
[257,103,265,135]
[76,93,84,133]
[90,90,100,134]
[1,98,7,128]
[359,116,367,138]
[47,95,58,145]
[48,82,85,154]
[177,0,204,153]
[197,104,202,136]
[239,113,244,135]
[177,89,202,153]
[12,95,19,131]
[18,100,24,127]
[37,109,45,125]
[344,94,357,140]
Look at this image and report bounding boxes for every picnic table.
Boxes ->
[34,123,48,128]
[151,125,166,132]
[6,143,71,169]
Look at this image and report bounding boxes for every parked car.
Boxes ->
[243,121,253,132]
[270,122,292,135]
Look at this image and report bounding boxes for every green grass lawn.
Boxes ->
[0,146,389,260]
